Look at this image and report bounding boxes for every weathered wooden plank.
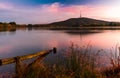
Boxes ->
[0,48,57,66]
[0,58,15,66]
[20,50,52,61]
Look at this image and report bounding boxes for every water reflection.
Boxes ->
[0,28,120,58]
[65,29,104,35]
[0,27,120,73]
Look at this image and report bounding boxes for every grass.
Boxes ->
[102,45,120,78]
[12,44,120,78]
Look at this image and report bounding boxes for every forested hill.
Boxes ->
[49,17,120,26]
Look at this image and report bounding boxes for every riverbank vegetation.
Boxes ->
[10,44,120,78]
[1,21,120,33]
[0,22,17,32]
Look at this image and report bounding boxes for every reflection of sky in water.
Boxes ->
[0,29,120,73]
[0,30,120,57]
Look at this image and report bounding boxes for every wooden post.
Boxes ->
[0,60,2,66]
[14,56,21,78]
[26,48,57,69]
[53,47,57,54]
[0,48,57,77]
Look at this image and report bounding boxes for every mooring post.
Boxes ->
[15,56,21,78]
[0,48,57,78]
[53,47,57,54]
[0,60,2,66]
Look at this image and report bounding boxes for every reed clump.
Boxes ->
[102,46,120,78]
[14,44,120,78]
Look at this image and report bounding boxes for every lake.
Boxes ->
[0,27,120,74]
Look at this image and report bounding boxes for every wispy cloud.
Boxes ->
[0,1,120,24]
[0,2,14,10]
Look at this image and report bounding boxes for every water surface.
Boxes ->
[0,28,120,73]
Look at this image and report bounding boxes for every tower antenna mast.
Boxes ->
[80,11,82,18]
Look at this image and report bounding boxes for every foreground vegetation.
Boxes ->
[0,44,120,78]
[3,44,117,78]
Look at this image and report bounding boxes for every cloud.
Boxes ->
[0,2,120,24]
[0,2,14,10]
[0,2,73,24]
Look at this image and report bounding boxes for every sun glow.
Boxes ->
[104,0,120,18]
[106,7,120,18]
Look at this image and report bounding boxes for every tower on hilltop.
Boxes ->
[80,11,82,18]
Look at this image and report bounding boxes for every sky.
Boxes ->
[0,0,120,24]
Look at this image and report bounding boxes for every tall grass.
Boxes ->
[14,44,120,78]
[102,45,120,78]
[62,43,104,78]
[14,43,105,78]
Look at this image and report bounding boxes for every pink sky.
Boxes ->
[0,2,120,24]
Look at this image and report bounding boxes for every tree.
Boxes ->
[9,22,16,25]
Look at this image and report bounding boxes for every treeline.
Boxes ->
[0,22,17,31]
[26,22,120,28]
[0,20,120,32]
[87,22,120,26]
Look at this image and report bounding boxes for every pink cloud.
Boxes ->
[0,2,120,24]
[43,4,109,18]
[47,3,60,12]
[43,4,110,21]
[0,2,13,10]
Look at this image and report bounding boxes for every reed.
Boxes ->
[102,45,120,78]
[15,43,105,78]
[14,43,120,78]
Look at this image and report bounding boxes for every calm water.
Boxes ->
[0,28,120,73]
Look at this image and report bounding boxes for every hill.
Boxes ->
[49,17,120,26]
